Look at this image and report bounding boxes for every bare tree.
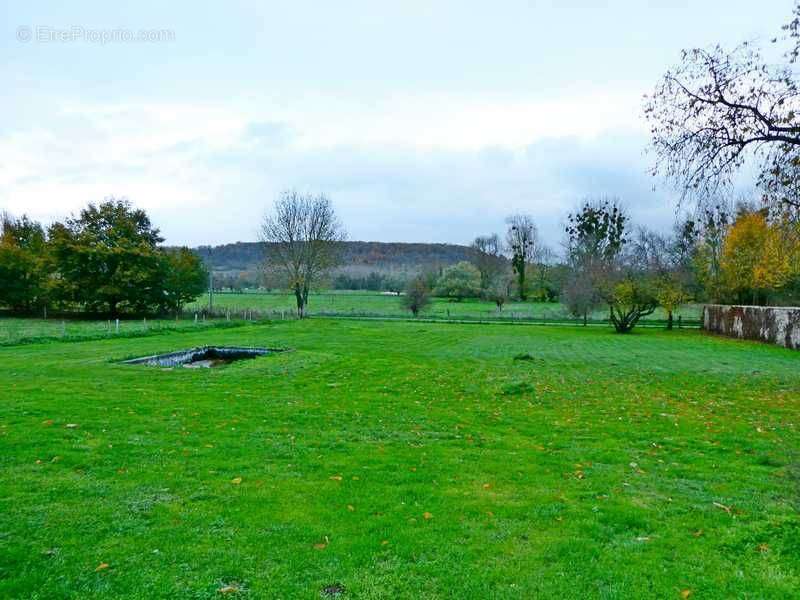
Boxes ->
[505,214,541,301]
[484,273,513,311]
[470,234,505,290]
[562,271,598,326]
[402,276,431,317]
[260,190,346,317]
[564,198,661,333]
[645,2,800,214]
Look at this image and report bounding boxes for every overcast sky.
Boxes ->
[0,1,791,248]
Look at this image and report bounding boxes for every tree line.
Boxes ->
[258,188,800,332]
[0,199,207,316]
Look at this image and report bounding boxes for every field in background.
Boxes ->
[0,317,235,346]
[188,290,704,325]
[1,319,798,597]
[0,291,702,345]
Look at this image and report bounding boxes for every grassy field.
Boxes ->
[0,317,238,346]
[188,291,703,324]
[1,319,799,598]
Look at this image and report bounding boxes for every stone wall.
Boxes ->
[703,305,800,350]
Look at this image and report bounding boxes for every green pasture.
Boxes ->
[1,319,798,598]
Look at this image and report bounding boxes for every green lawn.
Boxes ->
[188,291,703,324]
[1,319,798,598]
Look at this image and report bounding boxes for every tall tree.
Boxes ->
[631,226,689,329]
[260,190,346,317]
[720,209,796,304]
[505,214,540,301]
[470,234,504,291]
[691,202,731,303]
[645,2,800,215]
[566,198,627,264]
[160,248,208,314]
[48,198,164,316]
[563,199,627,326]
[0,213,49,311]
[564,199,659,333]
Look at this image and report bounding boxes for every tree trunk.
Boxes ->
[294,286,304,318]
[667,310,673,330]
[302,285,310,316]
[583,312,587,326]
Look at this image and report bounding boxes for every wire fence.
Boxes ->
[201,306,701,329]
[0,315,243,346]
[0,304,701,347]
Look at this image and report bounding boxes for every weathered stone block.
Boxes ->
[703,305,800,350]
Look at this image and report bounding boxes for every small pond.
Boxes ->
[121,346,284,368]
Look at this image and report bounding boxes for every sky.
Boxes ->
[0,1,792,248]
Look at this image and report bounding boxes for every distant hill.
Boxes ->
[194,241,479,281]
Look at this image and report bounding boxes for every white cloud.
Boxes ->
[0,88,666,247]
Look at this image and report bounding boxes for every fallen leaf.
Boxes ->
[713,501,732,515]
[680,590,692,599]
[381,540,389,545]
[230,477,242,485]
[313,535,330,550]
[757,543,769,553]
[483,483,492,489]
[329,475,342,481]
[692,530,703,538]
[95,562,109,572]
[423,512,433,520]
[218,585,239,594]
[347,504,355,512]
[42,419,54,427]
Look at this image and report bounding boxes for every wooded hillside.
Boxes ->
[195,241,477,273]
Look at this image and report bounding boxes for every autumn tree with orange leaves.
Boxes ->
[720,210,799,304]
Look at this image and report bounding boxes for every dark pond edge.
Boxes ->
[120,346,288,368]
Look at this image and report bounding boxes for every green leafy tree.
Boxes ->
[160,248,208,314]
[0,213,49,311]
[434,261,481,301]
[654,274,687,330]
[607,276,659,334]
[48,198,164,316]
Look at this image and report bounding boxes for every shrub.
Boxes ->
[434,261,481,301]
[402,277,431,317]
